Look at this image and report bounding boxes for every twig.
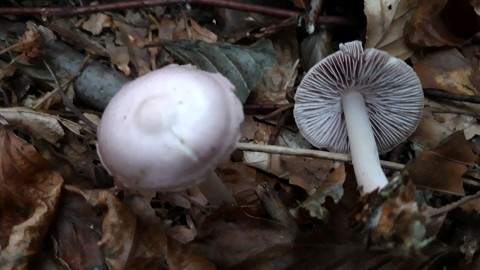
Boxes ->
[42,59,98,131]
[236,142,405,171]
[0,0,356,26]
[255,104,294,120]
[268,110,291,145]
[244,104,292,115]
[428,190,480,217]
[0,42,22,55]
[424,88,480,104]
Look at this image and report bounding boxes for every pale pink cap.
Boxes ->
[97,64,244,191]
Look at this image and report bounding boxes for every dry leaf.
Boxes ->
[106,43,131,76]
[413,48,480,95]
[364,0,418,59]
[115,21,151,76]
[167,238,216,270]
[0,126,63,269]
[51,186,105,269]
[411,107,477,150]
[0,107,65,143]
[173,17,218,43]
[406,132,478,195]
[216,162,257,204]
[155,16,177,40]
[78,189,167,269]
[352,182,430,251]
[82,14,112,35]
[215,0,282,41]
[291,163,346,221]
[409,0,480,47]
[184,206,296,268]
[287,158,336,195]
[252,28,298,104]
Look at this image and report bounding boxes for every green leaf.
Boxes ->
[162,39,277,103]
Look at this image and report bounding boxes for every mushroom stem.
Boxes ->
[341,90,389,193]
[197,170,236,205]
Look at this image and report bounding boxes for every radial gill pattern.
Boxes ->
[293,41,424,154]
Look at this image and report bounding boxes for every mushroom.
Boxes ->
[96,64,244,204]
[293,41,423,194]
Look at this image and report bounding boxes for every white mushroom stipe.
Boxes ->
[97,64,244,204]
[294,41,423,194]
[341,90,388,192]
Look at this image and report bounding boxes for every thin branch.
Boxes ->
[0,0,355,25]
[428,190,480,217]
[244,104,292,115]
[236,142,405,171]
[424,88,480,104]
[42,59,98,132]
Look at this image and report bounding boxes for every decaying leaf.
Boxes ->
[106,43,131,76]
[406,132,478,195]
[252,29,299,105]
[183,206,296,268]
[413,48,480,95]
[0,126,63,269]
[82,14,112,36]
[352,181,430,252]
[116,21,151,76]
[162,39,276,103]
[50,186,105,269]
[364,0,418,59]
[411,107,477,150]
[409,0,480,47]
[77,189,167,269]
[216,162,257,205]
[167,238,216,270]
[291,163,346,221]
[173,17,218,43]
[215,0,283,40]
[300,27,332,71]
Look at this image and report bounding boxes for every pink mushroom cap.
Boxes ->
[97,64,244,191]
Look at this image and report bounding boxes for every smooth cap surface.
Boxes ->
[294,41,424,153]
[97,64,244,191]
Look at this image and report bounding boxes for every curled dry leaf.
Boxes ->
[0,106,85,141]
[0,107,65,144]
[77,189,167,269]
[406,132,478,195]
[0,126,63,269]
[364,0,418,59]
[409,0,480,47]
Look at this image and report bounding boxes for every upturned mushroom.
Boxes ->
[96,64,244,204]
[294,41,423,194]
